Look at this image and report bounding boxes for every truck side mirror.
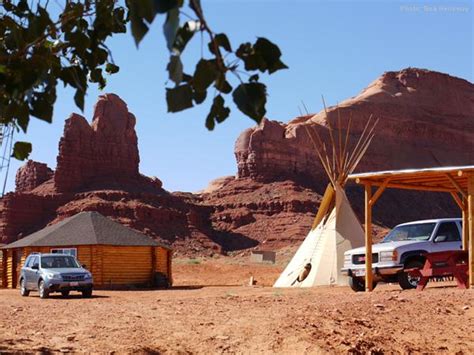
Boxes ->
[434,235,447,243]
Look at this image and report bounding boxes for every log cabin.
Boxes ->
[0,211,172,289]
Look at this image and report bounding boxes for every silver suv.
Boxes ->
[342,218,463,291]
[20,253,93,298]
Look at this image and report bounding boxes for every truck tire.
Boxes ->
[398,260,424,289]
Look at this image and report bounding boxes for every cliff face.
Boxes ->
[15,161,53,193]
[235,68,474,186]
[0,94,235,255]
[54,94,140,192]
[208,68,474,246]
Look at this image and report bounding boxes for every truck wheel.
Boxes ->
[39,280,49,299]
[349,276,365,292]
[398,260,424,289]
[20,278,29,297]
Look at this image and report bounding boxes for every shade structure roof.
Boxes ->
[348,165,474,193]
[2,211,171,250]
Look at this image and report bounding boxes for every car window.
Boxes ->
[31,256,39,268]
[382,223,436,242]
[25,256,32,268]
[435,222,461,242]
[40,255,80,268]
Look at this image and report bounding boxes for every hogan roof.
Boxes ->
[2,212,171,249]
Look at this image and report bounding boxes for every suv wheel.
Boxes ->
[398,260,424,289]
[38,280,49,299]
[349,276,378,292]
[82,288,92,298]
[20,278,29,297]
[349,276,365,292]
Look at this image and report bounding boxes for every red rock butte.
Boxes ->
[1,68,473,254]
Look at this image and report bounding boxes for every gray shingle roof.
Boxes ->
[2,212,171,249]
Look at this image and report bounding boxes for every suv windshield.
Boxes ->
[382,223,436,242]
[40,255,80,269]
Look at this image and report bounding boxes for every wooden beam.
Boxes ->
[369,178,390,207]
[365,184,373,292]
[355,179,456,192]
[450,192,465,211]
[468,176,474,288]
[462,207,469,251]
[445,173,468,199]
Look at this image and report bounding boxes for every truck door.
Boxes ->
[431,221,462,252]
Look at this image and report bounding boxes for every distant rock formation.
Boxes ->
[208,68,474,245]
[15,161,53,193]
[0,94,240,255]
[236,68,474,185]
[54,94,140,192]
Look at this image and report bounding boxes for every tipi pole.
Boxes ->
[365,184,374,291]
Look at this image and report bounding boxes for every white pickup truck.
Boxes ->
[341,218,463,291]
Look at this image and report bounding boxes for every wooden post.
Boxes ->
[468,176,474,288]
[365,184,373,291]
[462,206,469,251]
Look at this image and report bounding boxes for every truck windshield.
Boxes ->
[41,256,80,268]
[382,223,436,242]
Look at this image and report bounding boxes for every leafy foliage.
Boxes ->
[0,0,287,160]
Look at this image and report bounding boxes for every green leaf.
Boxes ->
[215,73,232,94]
[193,90,207,104]
[173,21,197,54]
[193,59,218,92]
[127,0,154,46]
[206,95,230,130]
[249,74,259,82]
[166,85,193,112]
[74,89,85,111]
[167,55,183,84]
[232,82,267,122]
[154,0,181,13]
[236,38,288,74]
[254,37,288,74]
[30,95,53,123]
[208,33,232,54]
[105,63,120,74]
[12,142,32,161]
[163,7,179,51]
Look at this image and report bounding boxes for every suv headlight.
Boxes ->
[84,272,93,279]
[45,272,62,280]
[379,250,398,262]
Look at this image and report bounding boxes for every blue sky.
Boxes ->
[4,0,473,193]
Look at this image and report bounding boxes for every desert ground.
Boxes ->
[1,256,473,354]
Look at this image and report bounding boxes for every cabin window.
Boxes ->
[50,248,77,257]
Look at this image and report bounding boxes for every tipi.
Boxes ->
[274,108,378,287]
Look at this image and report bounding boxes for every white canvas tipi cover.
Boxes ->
[273,185,364,287]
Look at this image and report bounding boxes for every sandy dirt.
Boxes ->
[1,258,473,354]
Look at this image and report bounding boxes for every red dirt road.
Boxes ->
[1,259,473,354]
